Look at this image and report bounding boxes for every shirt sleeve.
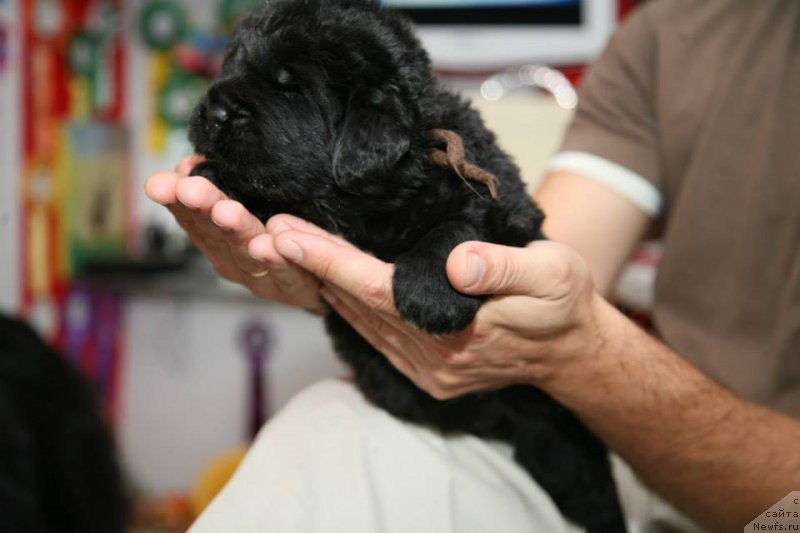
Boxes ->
[548,4,664,218]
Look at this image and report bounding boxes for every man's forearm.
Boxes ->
[543,295,800,531]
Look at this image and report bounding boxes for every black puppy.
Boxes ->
[189,1,624,530]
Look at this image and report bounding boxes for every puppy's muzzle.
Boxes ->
[205,85,250,132]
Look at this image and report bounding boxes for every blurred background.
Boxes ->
[0,0,644,530]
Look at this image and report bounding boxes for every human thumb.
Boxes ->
[447,241,588,299]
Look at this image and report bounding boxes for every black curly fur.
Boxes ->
[188,1,625,530]
[0,315,127,533]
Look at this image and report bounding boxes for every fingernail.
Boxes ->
[276,238,303,263]
[463,253,485,288]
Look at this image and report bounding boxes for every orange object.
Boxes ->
[189,446,249,518]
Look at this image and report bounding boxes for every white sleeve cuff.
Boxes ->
[544,151,663,217]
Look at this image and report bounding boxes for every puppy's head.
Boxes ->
[189,0,434,208]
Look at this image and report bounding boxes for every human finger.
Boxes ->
[175,154,206,176]
[144,171,200,231]
[249,232,318,286]
[171,176,265,282]
[321,284,489,399]
[144,172,232,278]
[322,282,439,362]
[210,200,275,276]
[205,199,325,304]
[145,170,182,207]
[273,230,397,313]
[319,285,419,382]
[266,214,355,249]
[175,176,228,214]
[174,176,233,244]
[248,232,324,309]
[447,240,590,300]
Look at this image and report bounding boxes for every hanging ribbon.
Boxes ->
[239,321,272,439]
[218,0,260,31]
[138,0,188,152]
[159,70,206,128]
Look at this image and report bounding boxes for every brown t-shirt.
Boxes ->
[556,0,800,414]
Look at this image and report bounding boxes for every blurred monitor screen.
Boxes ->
[381,0,614,70]
[383,0,580,25]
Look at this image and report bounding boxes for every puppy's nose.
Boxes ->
[207,103,230,125]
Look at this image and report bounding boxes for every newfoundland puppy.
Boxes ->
[189,1,624,530]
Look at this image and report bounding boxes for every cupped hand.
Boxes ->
[269,225,606,399]
[144,156,325,313]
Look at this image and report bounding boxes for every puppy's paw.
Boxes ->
[393,256,483,335]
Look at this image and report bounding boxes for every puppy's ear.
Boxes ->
[332,90,412,194]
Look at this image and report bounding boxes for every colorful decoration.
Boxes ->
[137,0,248,153]
[174,29,226,78]
[61,123,129,274]
[17,0,266,369]
[12,0,280,523]
[68,30,99,77]
[19,0,128,368]
[218,0,261,30]
[0,23,8,72]
[15,0,271,511]
[62,3,125,120]
[139,0,189,151]
[138,0,187,51]
[33,0,65,40]
[62,285,125,423]
[158,69,207,128]
[63,286,92,364]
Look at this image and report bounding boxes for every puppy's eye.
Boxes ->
[276,68,292,87]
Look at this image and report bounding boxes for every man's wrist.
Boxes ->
[534,292,634,409]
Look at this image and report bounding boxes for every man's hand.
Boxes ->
[267,225,605,399]
[146,161,610,399]
[144,156,325,313]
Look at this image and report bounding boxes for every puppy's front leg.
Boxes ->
[393,222,485,335]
